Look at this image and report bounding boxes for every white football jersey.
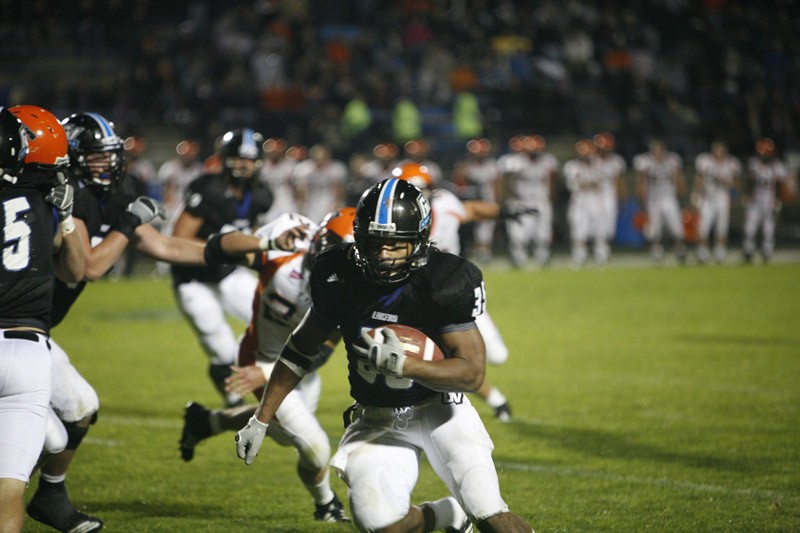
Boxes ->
[429,188,467,255]
[498,152,558,202]
[633,151,682,199]
[292,159,347,223]
[461,158,500,202]
[259,156,298,221]
[250,213,317,361]
[157,158,204,212]
[594,153,627,195]
[695,153,741,195]
[563,158,601,195]
[747,157,788,205]
[360,159,397,183]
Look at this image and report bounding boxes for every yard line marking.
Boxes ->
[495,461,797,501]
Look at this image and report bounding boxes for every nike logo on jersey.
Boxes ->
[371,311,398,322]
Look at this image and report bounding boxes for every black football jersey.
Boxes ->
[0,185,57,332]
[170,174,273,285]
[310,244,485,407]
[50,181,135,327]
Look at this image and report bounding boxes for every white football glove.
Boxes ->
[353,328,407,378]
[45,172,75,219]
[126,196,166,225]
[235,415,269,465]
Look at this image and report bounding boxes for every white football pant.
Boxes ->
[742,201,777,258]
[49,338,100,423]
[506,201,552,266]
[476,311,508,365]
[331,394,509,530]
[0,331,51,483]
[174,267,257,366]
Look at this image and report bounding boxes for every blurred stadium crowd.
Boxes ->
[2,0,799,262]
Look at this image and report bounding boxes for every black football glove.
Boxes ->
[498,203,539,220]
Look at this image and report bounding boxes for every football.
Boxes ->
[367,324,444,361]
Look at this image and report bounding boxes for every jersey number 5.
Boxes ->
[2,197,32,272]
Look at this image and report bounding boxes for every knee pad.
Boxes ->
[63,416,94,450]
[43,410,68,455]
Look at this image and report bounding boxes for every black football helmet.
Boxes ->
[354,178,432,284]
[218,128,264,185]
[0,107,28,185]
[61,112,125,190]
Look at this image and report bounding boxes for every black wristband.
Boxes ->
[204,233,243,266]
[112,211,141,240]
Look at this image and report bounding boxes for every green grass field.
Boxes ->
[24,260,800,532]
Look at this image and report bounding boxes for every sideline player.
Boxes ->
[742,138,790,263]
[1,105,85,533]
[236,178,533,532]
[634,139,688,263]
[497,134,558,267]
[593,132,627,260]
[170,128,273,407]
[692,140,741,264]
[180,209,355,522]
[564,140,606,266]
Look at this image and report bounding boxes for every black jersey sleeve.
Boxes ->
[182,174,218,219]
[427,252,485,326]
[308,245,345,326]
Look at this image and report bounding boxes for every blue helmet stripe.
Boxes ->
[377,178,399,226]
[85,112,114,139]
[243,128,255,150]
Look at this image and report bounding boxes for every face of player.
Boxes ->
[226,156,258,180]
[711,142,727,159]
[84,151,119,182]
[370,239,413,278]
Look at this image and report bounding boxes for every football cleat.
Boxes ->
[179,401,212,462]
[444,504,473,533]
[313,493,351,523]
[445,519,474,533]
[494,402,512,423]
[27,481,103,533]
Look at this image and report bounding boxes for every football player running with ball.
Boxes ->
[236,178,533,532]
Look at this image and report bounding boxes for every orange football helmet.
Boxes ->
[593,132,615,151]
[308,207,356,265]
[9,105,69,169]
[466,138,492,156]
[755,137,776,157]
[575,139,596,157]
[392,162,433,189]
